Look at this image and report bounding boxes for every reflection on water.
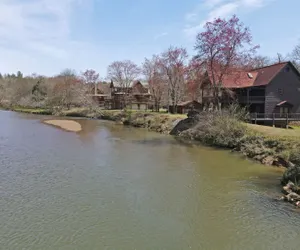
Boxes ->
[0,111,299,250]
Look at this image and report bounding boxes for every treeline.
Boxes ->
[0,69,95,110]
[1,15,300,112]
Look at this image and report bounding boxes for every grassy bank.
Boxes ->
[12,107,52,115]
[179,111,300,168]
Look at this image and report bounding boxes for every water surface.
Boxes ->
[0,111,298,250]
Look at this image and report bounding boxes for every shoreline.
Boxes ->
[3,107,298,167]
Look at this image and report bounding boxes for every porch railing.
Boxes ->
[250,113,300,126]
[238,96,265,103]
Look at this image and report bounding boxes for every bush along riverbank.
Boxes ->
[280,167,300,208]
[176,110,300,168]
[6,106,300,207]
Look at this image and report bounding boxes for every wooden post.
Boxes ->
[255,112,257,124]
[273,113,275,127]
[286,113,289,129]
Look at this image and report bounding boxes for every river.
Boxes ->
[0,111,299,250]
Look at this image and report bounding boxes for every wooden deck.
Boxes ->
[250,113,300,126]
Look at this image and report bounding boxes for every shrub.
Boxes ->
[282,166,300,185]
[182,109,247,148]
[123,108,133,123]
[289,149,300,166]
[17,95,46,109]
[225,103,249,121]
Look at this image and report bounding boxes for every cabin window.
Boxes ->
[280,107,289,116]
[278,88,284,96]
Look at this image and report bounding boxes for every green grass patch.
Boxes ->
[13,107,52,115]
[246,124,300,138]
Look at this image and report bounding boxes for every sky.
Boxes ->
[0,0,300,78]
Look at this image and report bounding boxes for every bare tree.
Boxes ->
[276,53,286,63]
[291,43,300,70]
[47,75,92,110]
[248,55,271,69]
[82,69,100,95]
[143,55,166,112]
[107,60,140,106]
[158,46,188,113]
[59,68,77,77]
[292,44,300,62]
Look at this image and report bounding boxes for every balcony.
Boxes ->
[237,96,265,104]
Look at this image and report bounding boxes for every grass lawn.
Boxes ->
[247,124,300,138]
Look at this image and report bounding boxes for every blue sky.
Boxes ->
[0,0,299,77]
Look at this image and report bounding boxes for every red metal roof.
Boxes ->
[208,62,289,89]
[250,62,288,87]
[217,70,258,88]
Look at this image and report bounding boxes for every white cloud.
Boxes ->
[0,0,74,45]
[183,0,273,38]
[205,2,239,23]
[242,0,266,7]
[0,0,97,75]
[154,32,168,40]
[203,0,227,8]
[185,13,198,22]
[184,2,239,38]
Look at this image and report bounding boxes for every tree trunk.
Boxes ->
[156,103,160,112]
[212,86,221,111]
[172,102,176,114]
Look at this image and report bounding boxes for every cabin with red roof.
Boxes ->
[202,61,300,116]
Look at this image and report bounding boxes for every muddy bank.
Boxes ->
[43,120,82,132]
